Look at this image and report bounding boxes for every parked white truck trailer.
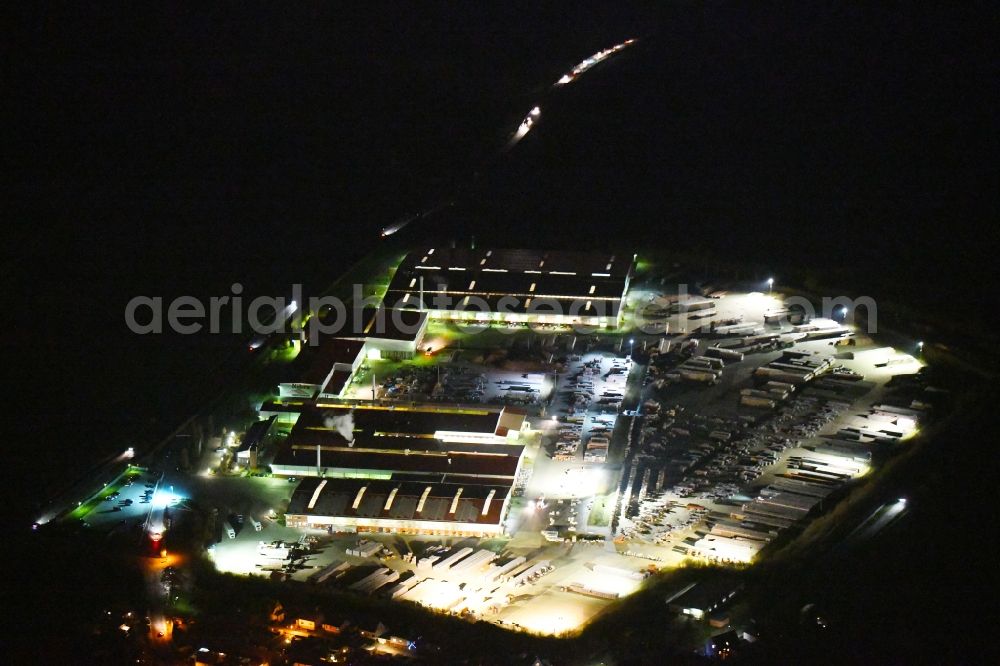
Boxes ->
[706,346,745,362]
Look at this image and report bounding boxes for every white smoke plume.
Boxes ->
[324,411,355,446]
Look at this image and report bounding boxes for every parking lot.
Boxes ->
[545,351,632,462]
[608,304,925,564]
[74,468,179,534]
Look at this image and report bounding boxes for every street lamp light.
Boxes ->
[767,277,774,293]
[629,338,634,358]
[917,340,924,353]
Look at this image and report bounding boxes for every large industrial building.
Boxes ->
[276,248,632,401]
[285,478,513,537]
[317,305,429,360]
[384,248,634,327]
[268,248,636,536]
[273,403,527,536]
[278,338,366,400]
[277,306,429,400]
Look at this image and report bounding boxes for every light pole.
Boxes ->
[629,338,634,358]
[767,277,774,294]
[917,340,924,356]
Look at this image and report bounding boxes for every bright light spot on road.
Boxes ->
[513,107,542,142]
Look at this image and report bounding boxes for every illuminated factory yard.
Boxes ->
[39,246,944,660]
[19,8,992,663]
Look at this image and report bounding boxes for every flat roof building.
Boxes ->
[273,446,522,482]
[277,307,429,401]
[315,306,429,360]
[667,577,744,620]
[286,478,512,537]
[271,403,525,446]
[279,338,366,400]
[236,415,276,466]
[383,248,634,327]
[275,404,527,536]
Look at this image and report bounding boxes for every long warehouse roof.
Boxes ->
[385,247,633,316]
[272,447,521,480]
[287,477,510,526]
[287,338,366,387]
[286,405,515,447]
[399,247,632,277]
[314,306,428,342]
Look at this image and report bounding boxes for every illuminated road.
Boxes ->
[33,447,136,526]
[248,298,299,350]
[143,552,184,644]
[833,498,910,557]
[554,38,636,86]
[380,200,454,237]
[504,106,542,150]
[382,38,637,237]
[850,498,909,541]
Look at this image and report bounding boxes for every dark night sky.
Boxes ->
[6,5,996,497]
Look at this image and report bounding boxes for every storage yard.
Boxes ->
[201,270,939,636]
[612,289,928,566]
